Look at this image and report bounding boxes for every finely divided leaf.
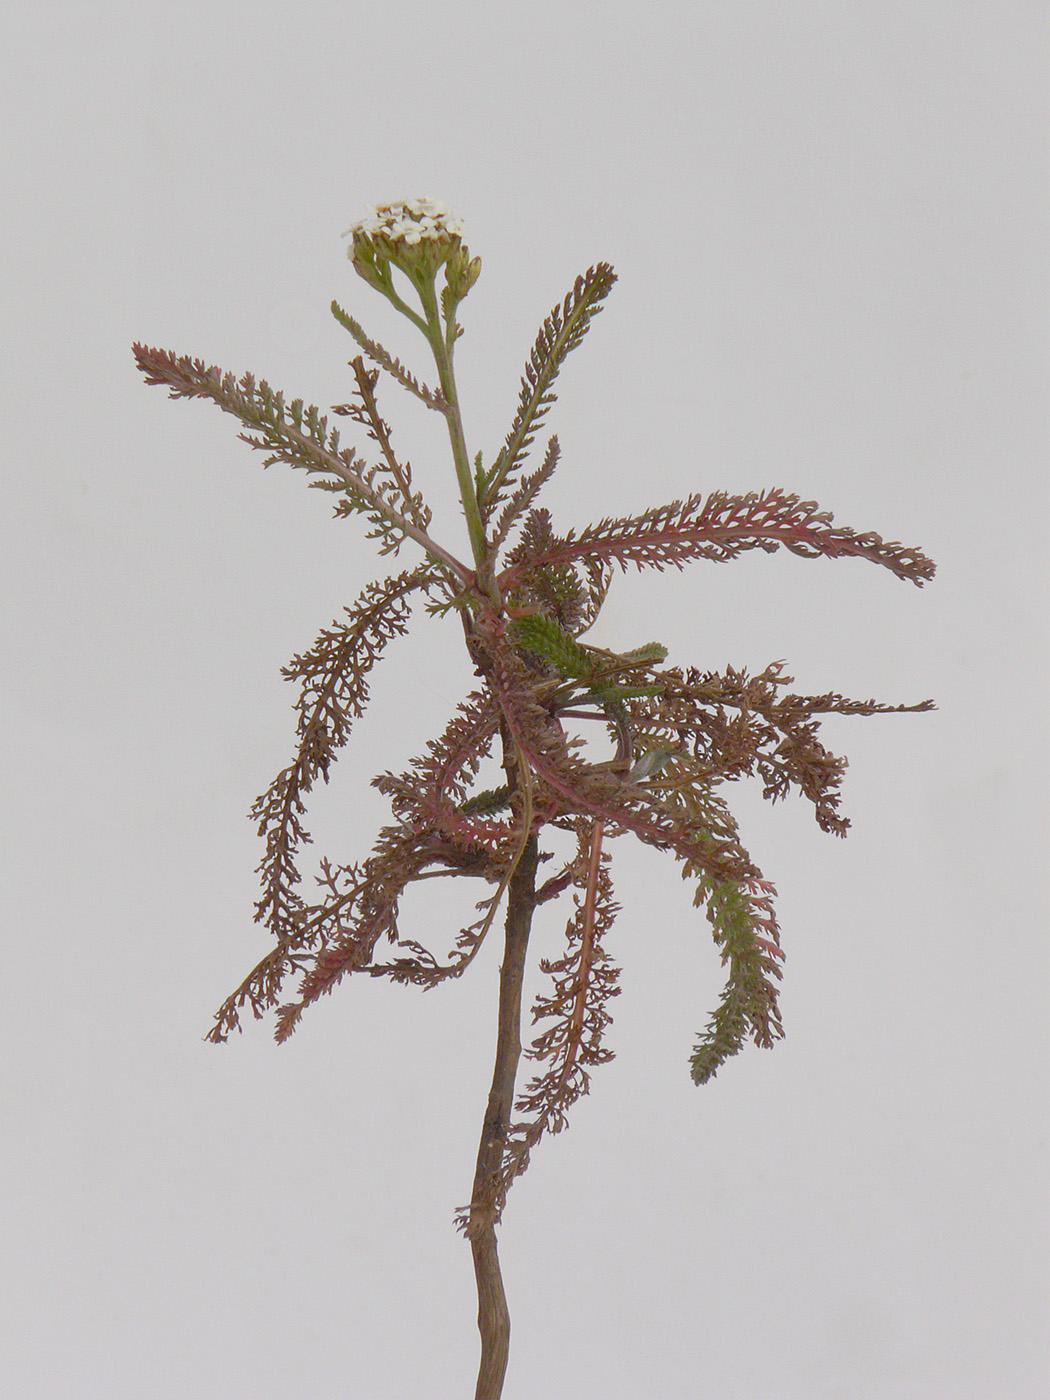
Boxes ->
[498,489,936,588]
[493,819,621,1216]
[250,570,424,950]
[481,263,617,512]
[330,301,448,411]
[491,434,562,552]
[132,345,464,571]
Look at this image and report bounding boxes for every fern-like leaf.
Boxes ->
[372,689,511,851]
[330,301,448,411]
[495,820,621,1211]
[509,611,597,679]
[652,763,785,1081]
[481,263,617,510]
[250,570,425,948]
[270,824,438,1037]
[490,434,562,549]
[688,870,785,1084]
[627,662,933,836]
[503,508,603,636]
[488,647,747,884]
[132,345,467,576]
[498,489,936,589]
[331,357,432,533]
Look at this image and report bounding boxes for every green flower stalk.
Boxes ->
[133,198,935,1400]
[345,198,488,588]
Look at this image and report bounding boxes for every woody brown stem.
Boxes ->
[468,832,539,1400]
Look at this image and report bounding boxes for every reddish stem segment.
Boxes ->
[467,834,539,1400]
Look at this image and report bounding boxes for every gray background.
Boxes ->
[2,4,1047,1397]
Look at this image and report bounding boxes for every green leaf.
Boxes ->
[510,612,595,679]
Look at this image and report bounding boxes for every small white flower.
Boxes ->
[345,197,479,303]
[349,197,463,250]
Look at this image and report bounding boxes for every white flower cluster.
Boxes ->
[351,197,463,247]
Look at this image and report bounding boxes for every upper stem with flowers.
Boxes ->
[346,198,491,594]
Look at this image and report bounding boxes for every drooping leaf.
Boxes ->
[498,819,622,1207]
[250,569,427,949]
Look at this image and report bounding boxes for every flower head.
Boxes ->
[347,197,480,302]
[353,196,463,247]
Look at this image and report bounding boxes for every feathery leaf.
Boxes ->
[490,435,562,549]
[250,569,427,951]
[496,820,621,1207]
[330,301,448,411]
[481,263,617,510]
[132,344,468,576]
[498,489,936,589]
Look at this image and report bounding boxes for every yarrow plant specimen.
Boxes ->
[134,197,934,1400]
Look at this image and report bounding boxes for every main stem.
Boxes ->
[468,832,539,1400]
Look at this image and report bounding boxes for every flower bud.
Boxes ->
[445,246,483,302]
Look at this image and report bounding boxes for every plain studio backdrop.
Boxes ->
[1,5,1046,1399]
